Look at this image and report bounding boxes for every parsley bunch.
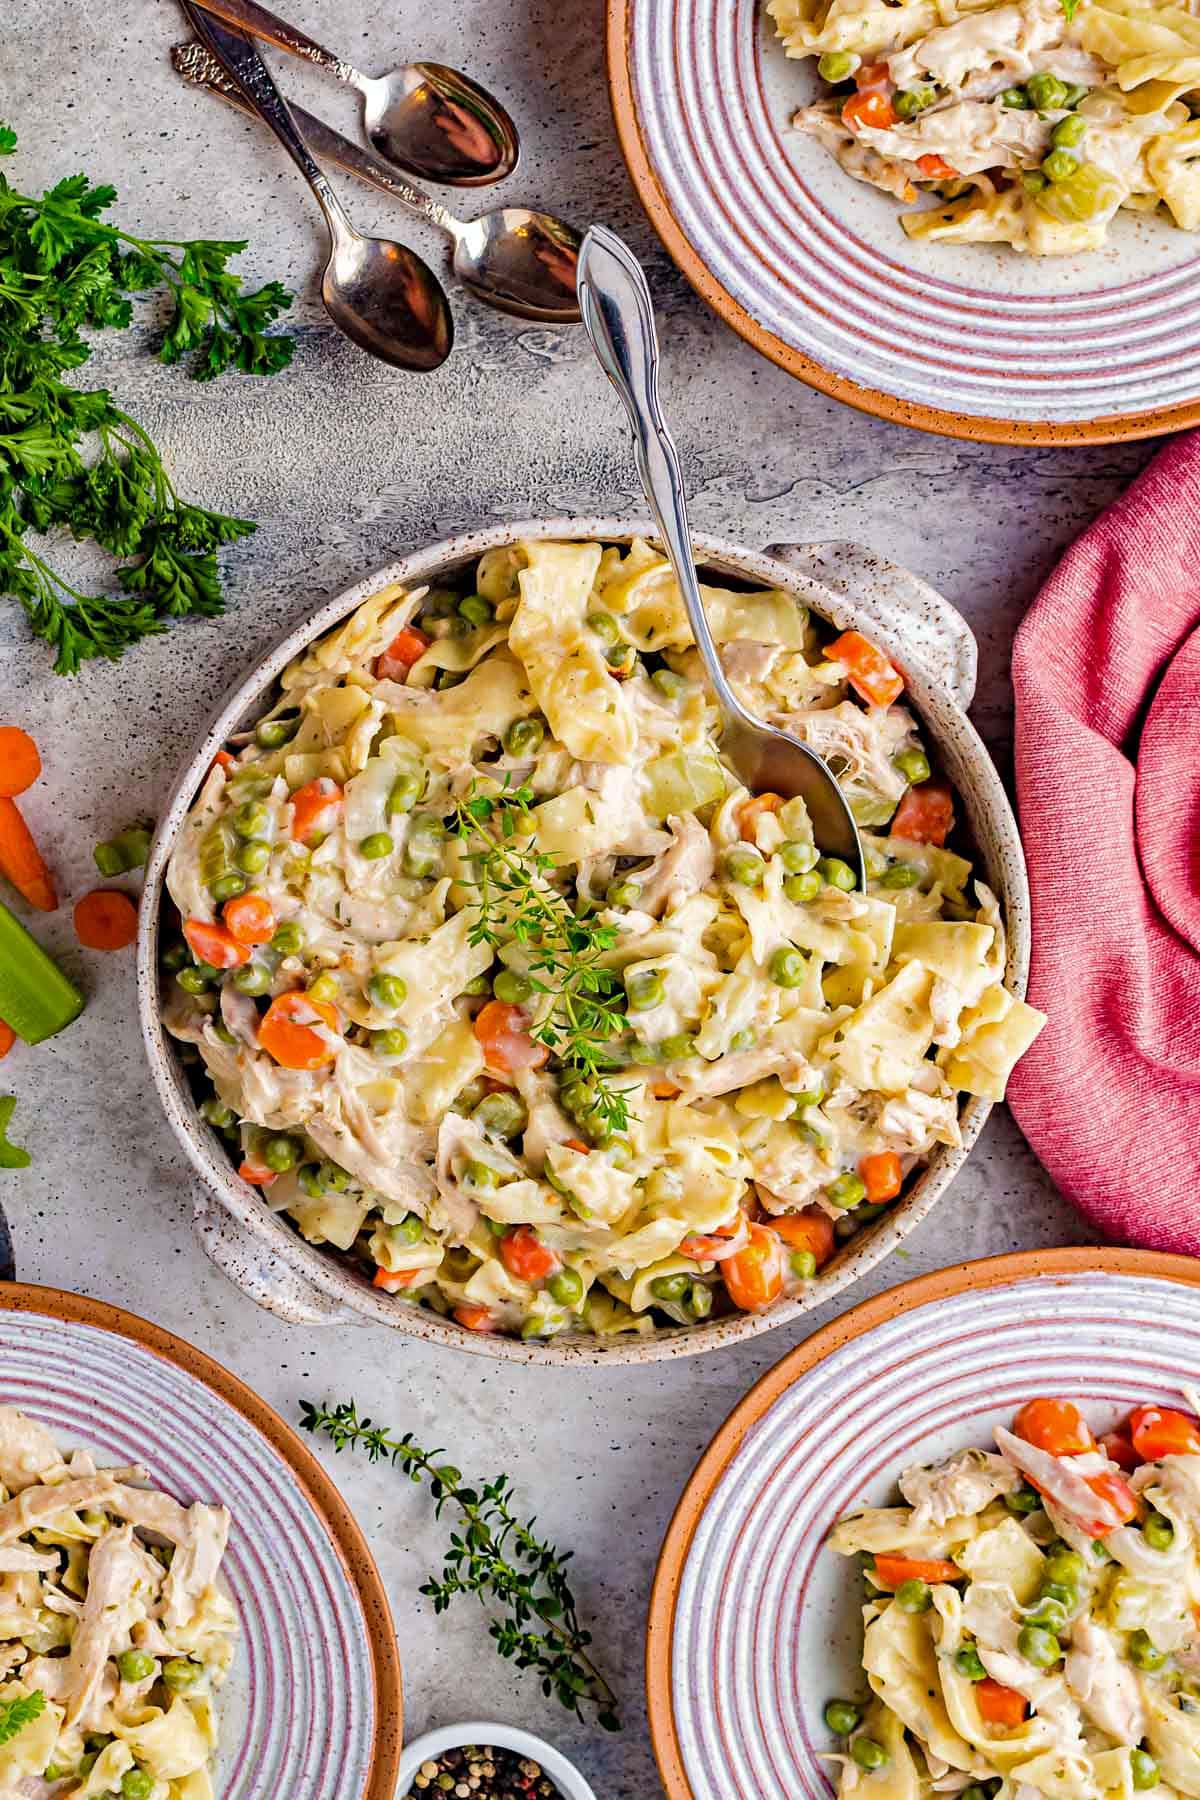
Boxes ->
[0,127,294,672]
[0,1689,44,1747]
[300,1399,621,1731]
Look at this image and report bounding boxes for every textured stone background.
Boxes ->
[4,0,1150,1791]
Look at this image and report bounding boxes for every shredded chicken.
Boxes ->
[636,815,716,917]
[1065,1615,1146,1744]
[899,1448,1018,1527]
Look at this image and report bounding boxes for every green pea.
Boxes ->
[825,1700,862,1735]
[1043,148,1080,182]
[1021,169,1049,195]
[651,667,689,700]
[232,962,272,996]
[606,879,642,908]
[472,1092,528,1139]
[818,856,856,891]
[234,799,270,839]
[560,1079,597,1117]
[121,1771,154,1800]
[390,1212,424,1245]
[261,1135,300,1173]
[893,748,931,784]
[209,872,246,902]
[545,1266,583,1308]
[387,770,424,814]
[880,863,919,889]
[1131,1751,1160,1791]
[504,716,545,756]
[463,973,492,996]
[1027,71,1069,109]
[827,1171,866,1210]
[818,50,859,81]
[779,839,819,874]
[359,831,394,860]
[235,839,271,875]
[852,1739,889,1771]
[78,1753,99,1776]
[586,610,621,644]
[769,946,808,988]
[955,1645,987,1682]
[372,1028,409,1057]
[790,1249,818,1280]
[370,972,408,1010]
[319,1161,349,1191]
[1026,1596,1069,1633]
[298,1164,325,1197]
[462,1159,498,1191]
[200,1097,234,1129]
[118,1650,158,1683]
[729,1027,757,1052]
[160,940,190,973]
[1045,1548,1086,1586]
[1018,1624,1062,1669]
[650,1273,691,1302]
[255,716,297,748]
[1062,82,1090,107]
[606,642,637,674]
[493,969,533,1005]
[962,1786,991,1800]
[626,968,666,1011]
[685,1281,714,1320]
[1129,1630,1166,1672]
[895,1578,932,1613]
[308,970,340,1003]
[402,823,446,879]
[894,85,935,118]
[627,1040,660,1065]
[1042,1581,1078,1610]
[724,846,765,886]
[784,871,822,904]
[1001,85,1030,107]
[660,1033,698,1061]
[176,966,211,995]
[1051,113,1087,147]
[162,1658,202,1691]
[271,921,304,955]
[1143,1512,1175,1551]
[1005,1483,1041,1514]
[458,593,494,626]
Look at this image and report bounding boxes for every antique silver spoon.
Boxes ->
[173,40,580,325]
[186,0,518,186]
[576,226,864,877]
[183,4,452,372]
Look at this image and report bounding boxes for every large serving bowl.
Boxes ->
[137,518,1030,1363]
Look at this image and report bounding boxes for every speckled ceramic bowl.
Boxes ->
[137,519,1030,1364]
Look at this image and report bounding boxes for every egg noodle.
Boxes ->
[0,1408,234,1799]
[770,0,1200,253]
[825,1397,1200,1800]
[162,539,1044,1342]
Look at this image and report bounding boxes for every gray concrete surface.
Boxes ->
[2,0,1147,1792]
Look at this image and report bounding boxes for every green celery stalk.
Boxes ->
[0,901,84,1042]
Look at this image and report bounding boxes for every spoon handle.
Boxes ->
[182,4,354,242]
[182,0,361,85]
[575,227,749,726]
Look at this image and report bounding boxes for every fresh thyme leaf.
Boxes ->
[300,1399,621,1731]
[0,1688,43,1744]
[0,128,16,158]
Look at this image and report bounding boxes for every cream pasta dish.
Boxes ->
[161,537,1045,1343]
[823,1397,1200,1800]
[0,1407,234,1799]
[769,0,1200,253]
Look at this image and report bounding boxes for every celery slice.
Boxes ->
[0,901,84,1043]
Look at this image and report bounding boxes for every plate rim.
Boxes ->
[0,1281,403,1800]
[605,0,1200,446]
[644,1244,1200,1798]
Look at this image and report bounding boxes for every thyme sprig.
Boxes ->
[299,1399,621,1731]
[450,779,632,1135]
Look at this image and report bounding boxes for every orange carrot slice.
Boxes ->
[0,798,56,911]
[0,728,41,798]
[73,889,138,951]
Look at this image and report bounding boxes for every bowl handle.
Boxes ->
[763,540,977,709]
[193,1196,364,1326]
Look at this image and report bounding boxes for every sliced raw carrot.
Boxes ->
[500,1225,561,1284]
[290,778,344,845]
[891,780,955,846]
[874,1554,962,1587]
[73,889,138,952]
[917,153,958,179]
[473,999,548,1073]
[373,1267,423,1292]
[223,893,276,946]
[827,630,905,707]
[238,1157,277,1187]
[770,1207,835,1266]
[453,1304,499,1333]
[1014,1397,1094,1456]
[0,1021,15,1059]
[183,916,250,970]
[258,991,340,1070]
[0,728,41,798]
[0,798,56,911]
[737,792,783,841]
[977,1679,1028,1729]
[374,625,430,682]
[860,1150,903,1204]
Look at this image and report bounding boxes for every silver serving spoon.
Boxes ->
[173,40,580,326]
[184,4,452,372]
[187,0,518,186]
[576,226,864,878]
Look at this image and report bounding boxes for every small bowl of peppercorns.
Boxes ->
[396,1722,597,1800]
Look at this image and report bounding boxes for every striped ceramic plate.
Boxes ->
[0,1285,401,1799]
[607,0,1200,442]
[646,1248,1200,1798]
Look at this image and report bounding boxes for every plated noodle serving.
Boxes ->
[824,1397,1200,1800]
[769,0,1200,253]
[160,538,1044,1343]
[0,1407,234,1799]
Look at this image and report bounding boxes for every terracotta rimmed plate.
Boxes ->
[607,0,1200,444]
[0,1284,402,1798]
[646,1246,1200,1798]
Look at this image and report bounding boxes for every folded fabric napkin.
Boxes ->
[1007,431,1200,1253]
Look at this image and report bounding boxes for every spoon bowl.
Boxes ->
[452,209,581,324]
[360,61,519,187]
[323,230,452,373]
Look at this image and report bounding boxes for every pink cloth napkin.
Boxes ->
[1007,431,1200,1253]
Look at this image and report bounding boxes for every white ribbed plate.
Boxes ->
[0,1290,401,1798]
[648,1254,1200,1798]
[609,0,1200,441]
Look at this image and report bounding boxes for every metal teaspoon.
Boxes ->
[576,226,864,878]
[185,0,518,186]
[183,3,452,372]
[173,39,581,325]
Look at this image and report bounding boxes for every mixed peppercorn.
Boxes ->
[404,1744,563,1798]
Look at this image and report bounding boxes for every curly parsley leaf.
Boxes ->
[0,1687,43,1741]
[0,127,16,158]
